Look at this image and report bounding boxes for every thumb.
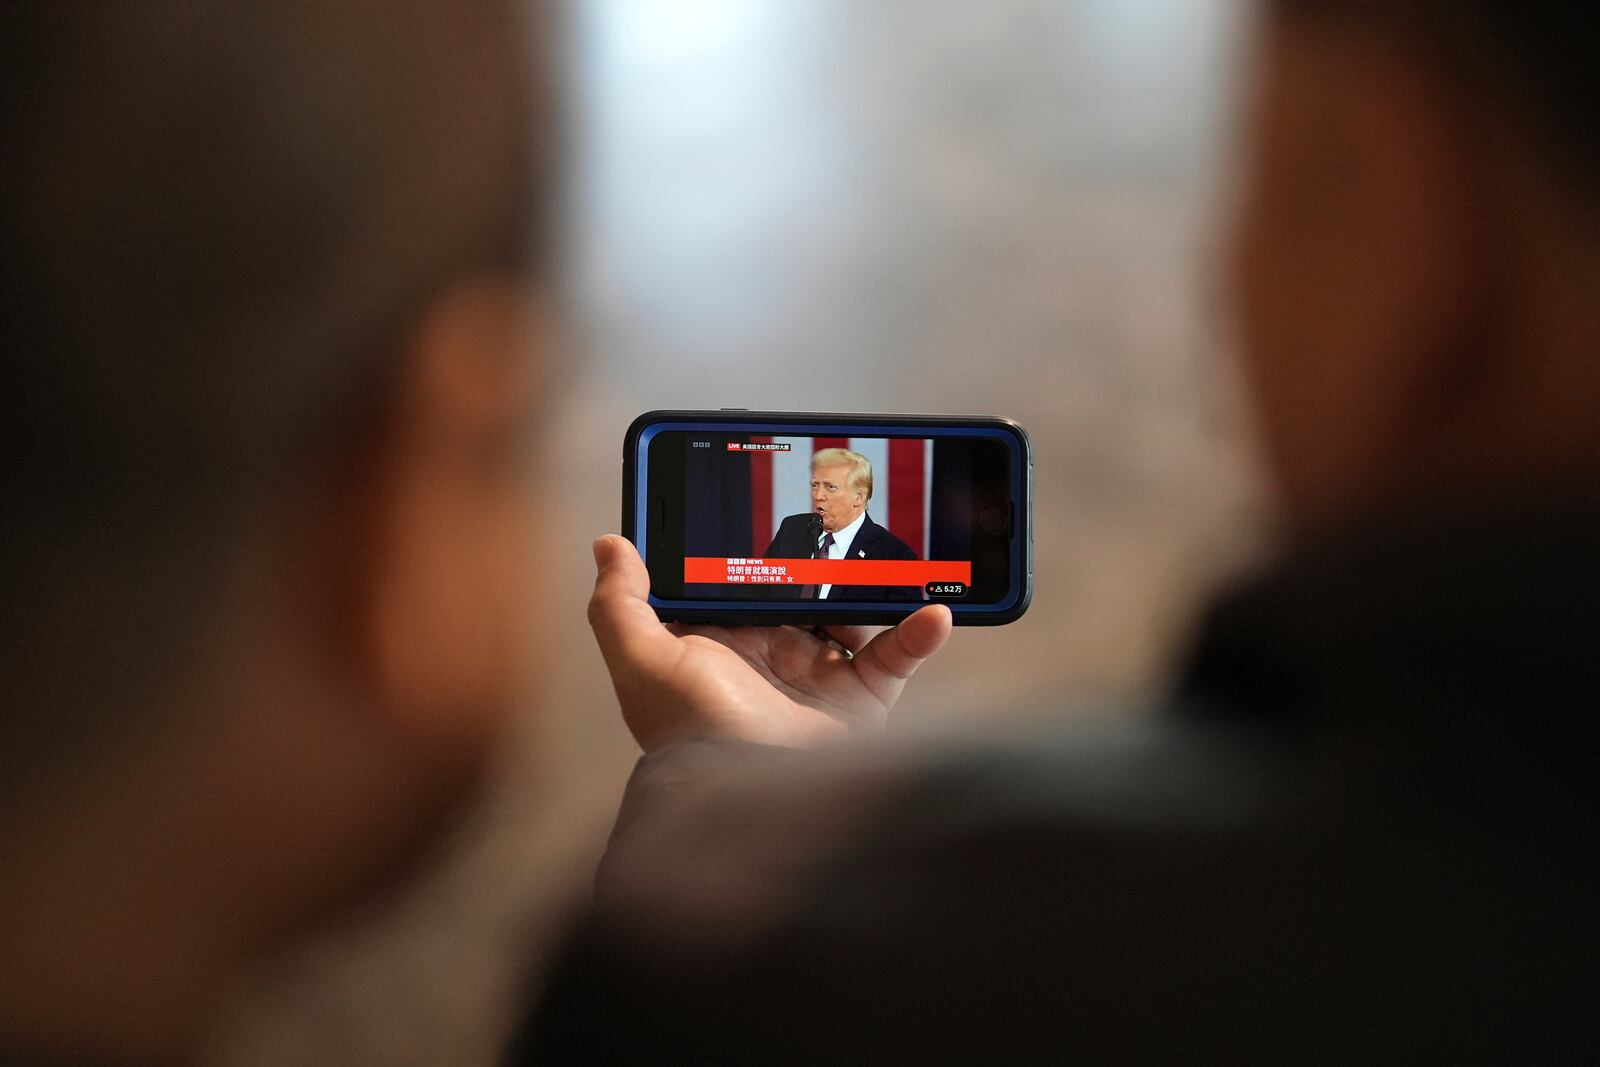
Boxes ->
[591,534,650,598]
[586,534,674,672]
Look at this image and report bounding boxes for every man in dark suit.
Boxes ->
[523,0,1600,1058]
[762,447,921,601]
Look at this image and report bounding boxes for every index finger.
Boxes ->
[819,623,888,655]
[850,604,953,700]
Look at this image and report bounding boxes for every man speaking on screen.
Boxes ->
[763,448,920,601]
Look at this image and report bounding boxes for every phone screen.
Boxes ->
[628,414,1031,624]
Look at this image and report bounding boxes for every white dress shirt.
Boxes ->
[818,510,868,599]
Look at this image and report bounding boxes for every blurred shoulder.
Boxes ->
[588,715,1279,957]
[514,716,1289,1060]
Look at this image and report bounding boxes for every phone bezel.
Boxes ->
[622,410,1033,626]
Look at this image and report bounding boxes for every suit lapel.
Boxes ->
[841,517,877,560]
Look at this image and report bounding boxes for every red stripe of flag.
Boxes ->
[888,438,925,560]
[747,435,773,554]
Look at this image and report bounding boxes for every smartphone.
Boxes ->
[623,410,1033,626]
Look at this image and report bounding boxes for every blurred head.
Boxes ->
[1232,0,1600,534]
[0,0,558,1056]
[810,448,873,533]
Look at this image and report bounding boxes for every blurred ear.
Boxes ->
[347,277,545,753]
[1232,15,1486,528]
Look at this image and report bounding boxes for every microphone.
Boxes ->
[807,514,824,556]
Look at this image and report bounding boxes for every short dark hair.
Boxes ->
[1274,1,1600,196]
[0,1,554,774]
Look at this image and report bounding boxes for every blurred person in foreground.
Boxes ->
[520,0,1598,1060]
[0,3,950,1061]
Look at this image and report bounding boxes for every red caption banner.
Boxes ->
[684,557,971,587]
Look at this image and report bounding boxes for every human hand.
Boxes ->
[586,535,953,751]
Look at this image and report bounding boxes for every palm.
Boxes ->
[658,626,892,746]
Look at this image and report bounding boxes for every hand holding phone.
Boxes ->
[587,534,953,751]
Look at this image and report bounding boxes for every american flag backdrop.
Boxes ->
[746,436,932,560]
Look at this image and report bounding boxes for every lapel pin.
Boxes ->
[858,549,866,558]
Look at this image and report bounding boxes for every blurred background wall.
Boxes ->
[217,1,1261,1062]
